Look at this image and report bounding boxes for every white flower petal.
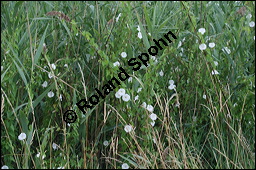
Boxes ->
[52,143,58,150]
[149,113,157,121]
[118,88,126,96]
[146,105,154,112]
[103,140,109,146]
[138,32,142,39]
[169,80,175,85]
[48,91,54,98]
[18,132,26,141]
[249,21,255,28]
[209,42,215,48]
[42,81,48,88]
[122,94,130,102]
[211,70,219,75]
[198,28,206,35]
[51,63,56,70]
[124,125,132,133]
[113,61,120,67]
[159,70,164,76]
[1,165,9,169]
[122,163,129,169]
[199,44,207,51]
[121,52,127,58]
[168,84,176,90]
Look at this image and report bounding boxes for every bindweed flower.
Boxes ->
[137,87,142,93]
[1,165,9,169]
[128,77,132,82]
[198,28,206,35]
[59,94,63,101]
[51,63,56,70]
[64,64,68,68]
[103,140,109,146]
[124,125,132,133]
[118,88,126,96]
[116,13,122,22]
[18,132,26,141]
[159,70,164,76]
[150,113,157,121]
[148,32,151,36]
[137,25,141,32]
[122,163,129,169]
[222,47,231,54]
[168,84,176,90]
[36,152,40,158]
[169,80,175,85]
[199,44,207,51]
[113,61,120,67]
[141,102,147,108]
[121,52,127,58]
[138,32,142,39]
[48,72,53,79]
[52,142,58,150]
[177,41,182,48]
[150,121,155,127]
[203,94,206,99]
[249,21,255,27]
[42,81,48,88]
[122,94,130,102]
[146,105,154,112]
[211,70,219,75]
[246,14,252,19]
[115,91,122,98]
[209,42,215,48]
[214,61,218,66]
[48,91,54,98]
[134,95,139,101]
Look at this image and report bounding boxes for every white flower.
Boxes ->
[103,140,109,146]
[122,163,129,169]
[192,116,197,122]
[177,41,182,48]
[150,121,155,127]
[42,81,48,88]
[137,87,142,93]
[121,52,127,58]
[146,105,154,112]
[42,154,46,159]
[1,66,3,72]
[199,44,207,51]
[1,165,9,169]
[168,84,176,90]
[118,88,126,96]
[116,13,122,22]
[137,25,141,32]
[128,77,132,82]
[43,43,46,48]
[150,56,156,61]
[208,42,215,48]
[148,32,151,36]
[124,125,132,133]
[203,94,206,99]
[198,28,206,35]
[36,152,40,158]
[150,113,157,121]
[48,91,54,98]
[59,94,63,101]
[211,70,219,75]
[138,32,142,39]
[18,132,26,141]
[113,61,120,67]
[52,142,58,150]
[122,94,130,102]
[115,91,122,98]
[159,70,164,76]
[169,80,174,85]
[141,102,147,108]
[214,61,218,66]
[222,47,231,54]
[249,21,255,27]
[51,63,56,70]
[254,36,255,40]
[134,95,139,101]
[57,167,64,169]
[153,138,156,144]
[76,33,78,36]
[67,123,70,127]
[246,14,252,19]
[64,64,68,68]
[48,72,53,79]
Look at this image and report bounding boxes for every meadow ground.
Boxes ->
[1,1,255,169]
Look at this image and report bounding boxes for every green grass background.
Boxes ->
[1,1,255,169]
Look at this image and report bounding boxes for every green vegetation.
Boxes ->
[1,1,255,169]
